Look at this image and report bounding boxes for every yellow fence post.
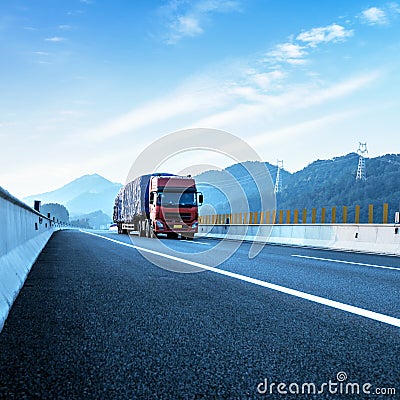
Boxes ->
[302,208,307,224]
[286,210,291,224]
[311,208,316,224]
[272,210,277,224]
[342,206,348,224]
[368,204,373,224]
[254,212,259,224]
[279,210,283,224]
[355,205,360,224]
[266,211,270,224]
[332,207,336,223]
[321,208,326,224]
[260,211,264,224]
[383,203,388,224]
[294,209,299,224]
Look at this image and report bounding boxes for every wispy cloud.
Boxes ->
[247,70,286,91]
[158,0,242,44]
[192,72,380,130]
[265,23,352,67]
[45,36,66,42]
[32,51,50,56]
[67,10,85,16]
[79,82,233,142]
[361,7,388,25]
[266,43,307,65]
[297,24,353,47]
[58,24,72,30]
[360,3,400,25]
[249,110,360,148]
[68,3,384,155]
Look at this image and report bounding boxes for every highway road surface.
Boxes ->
[0,229,399,399]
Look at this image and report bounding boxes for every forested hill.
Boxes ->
[278,153,400,222]
[197,153,400,223]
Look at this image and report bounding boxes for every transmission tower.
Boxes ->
[356,142,368,181]
[274,160,284,193]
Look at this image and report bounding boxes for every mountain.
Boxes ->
[197,153,400,224]
[23,174,122,218]
[70,210,113,230]
[196,160,289,213]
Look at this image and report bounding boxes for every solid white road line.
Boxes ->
[292,254,400,272]
[180,240,211,245]
[81,230,400,328]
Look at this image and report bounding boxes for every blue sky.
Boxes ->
[1,0,400,198]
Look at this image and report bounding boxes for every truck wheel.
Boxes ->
[146,220,155,238]
[117,223,123,234]
[139,221,145,237]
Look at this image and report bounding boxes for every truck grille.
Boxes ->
[164,212,192,222]
[180,213,192,221]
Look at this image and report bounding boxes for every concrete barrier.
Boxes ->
[198,223,400,256]
[0,187,58,331]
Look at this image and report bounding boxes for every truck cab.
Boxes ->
[147,175,203,239]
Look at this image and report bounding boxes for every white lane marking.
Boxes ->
[180,240,211,245]
[292,255,400,272]
[81,230,400,328]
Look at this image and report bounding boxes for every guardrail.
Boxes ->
[0,187,68,331]
[198,222,400,256]
[199,203,398,225]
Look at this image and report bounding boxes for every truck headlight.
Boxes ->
[191,222,198,228]
[156,220,164,229]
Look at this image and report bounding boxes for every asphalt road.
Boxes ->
[0,229,399,399]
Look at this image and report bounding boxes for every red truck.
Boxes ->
[113,174,203,239]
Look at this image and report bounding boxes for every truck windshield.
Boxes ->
[157,190,196,207]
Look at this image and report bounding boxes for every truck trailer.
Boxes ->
[113,174,203,239]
